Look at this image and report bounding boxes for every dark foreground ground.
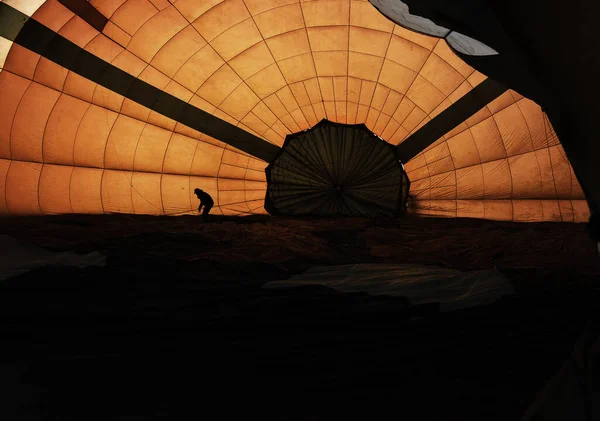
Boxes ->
[0,214,599,420]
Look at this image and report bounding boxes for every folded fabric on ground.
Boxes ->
[263,263,515,311]
[0,235,106,281]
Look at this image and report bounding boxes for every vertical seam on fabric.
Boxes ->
[515,99,545,217]
[3,161,12,214]
[301,80,319,126]
[40,94,62,164]
[67,165,74,213]
[8,79,34,160]
[99,168,106,213]
[36,164,44,215]
[489,113,514,221]
[365,32,394,119]
[298,1,329,123]
[373,88,392,135]
[344,4,351,124]
[70,101,93,166]
[542,113,562,220]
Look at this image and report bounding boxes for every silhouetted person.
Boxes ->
[194,188,214,221]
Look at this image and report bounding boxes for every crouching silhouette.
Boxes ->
[194,188,214,221]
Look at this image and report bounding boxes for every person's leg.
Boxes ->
[203,204,212,221]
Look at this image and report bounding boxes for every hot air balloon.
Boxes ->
[0,0,591,224]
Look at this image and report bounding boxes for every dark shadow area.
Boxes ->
[0,214,599,419]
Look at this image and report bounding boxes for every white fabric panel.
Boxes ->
[2,0,45,16]
[0,38,12,69]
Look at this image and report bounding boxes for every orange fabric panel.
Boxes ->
[456,200,485,219]
[512,200,544,222]
[508,152,542,199]
[393,25,438,50]
[161,174,196,215]
[420,53,464,96]
[494,103,533,156]
[104,115,146,171]
[572,200,590,223]
[73,105,118,168]
[483,200,513,221]
[111,0,158,36]
[469,117,506,163]
[558,200,574,222]
[103,21,132,47]
[133,124,172,173]
[33,57,69,91]
[254,4,305,38]
[433,42,473,78]
[32,0,74,33]
[131,172,163,215]
[348,52,383,82]
[5,161,42,215]
[533,149,560,199]
[69,167,104,214]
[456,166,483,199]
[401,107,427,133]
[379,60,417,94]
[39,164,73,214]
[349,27,390,57]
[446,130,480,169]
[127,5,188,63]
[220,83,261,121]
[3,44,41,80]
[301,0,350,27]
[486,90,516,114]
[218,163,247,180]
[92,85,125,113]
[549,145,573,199]
[90,0,127,18]
[151,25,206,78]
[173,45,224,93]
[11,83,60,163]
[387,35,432,73]
[481,159,512,199]
[85,34,124,64]
[265,29,310,61]
[63,71,97,103]
[44,94,90,165]
[57,16,98,49]
[0,71,30,159]
[540,200,563,222]
[350,0,394,31]
[162,133,198,175]
[229,42,275,81]
[101,169,134,214]
[212,20,265,63]
[188,140,224,177]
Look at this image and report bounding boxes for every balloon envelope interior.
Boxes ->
[266,120,409,217]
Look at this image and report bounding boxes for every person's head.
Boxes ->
[194,188,203,197]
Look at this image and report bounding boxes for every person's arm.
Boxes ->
[198,199,203,212]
